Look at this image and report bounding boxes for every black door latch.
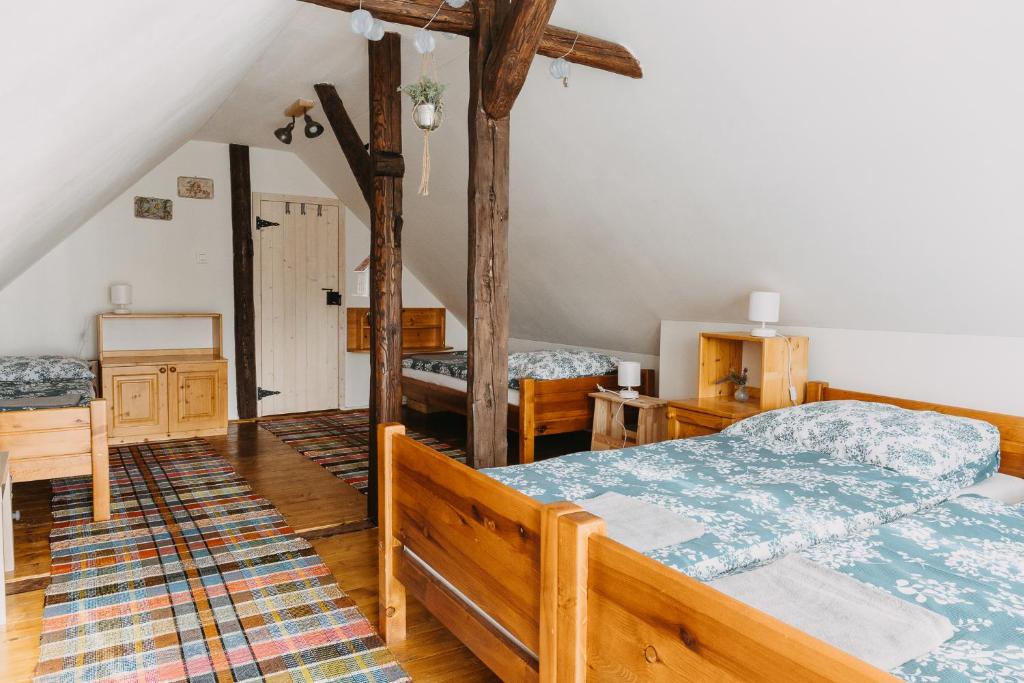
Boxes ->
[322,288,342,306]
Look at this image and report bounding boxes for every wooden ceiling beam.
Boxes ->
[314,83,373,207]
[482,0,557,119]
[300,0,642,79]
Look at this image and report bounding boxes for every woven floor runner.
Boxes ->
[36,439,409,683]
[259,410,465,492]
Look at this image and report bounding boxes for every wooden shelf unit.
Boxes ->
[346,307,450,354]
[98,313,228,445]
[668,331,809,438]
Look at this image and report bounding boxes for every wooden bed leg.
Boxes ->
[555,511,605,683]
[90,400,110,522]
[377,423,407,643]
[539,502,585,682]
[519,379,536,464]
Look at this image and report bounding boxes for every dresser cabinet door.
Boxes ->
[104,365,168,438]
[168,362,227,433]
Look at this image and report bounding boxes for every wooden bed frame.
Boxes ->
[378,385,1024,681]
[0,400,110,522]
[402,368,655,464]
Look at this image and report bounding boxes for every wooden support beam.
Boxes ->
[314,83,373,206]
[300,0,642,79]
[228,144,258,419]
[366,32,404,522]
[466,0,511,469]
[483,0,558,119]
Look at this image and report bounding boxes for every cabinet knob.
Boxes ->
[159,367,166,373]
[169,366,176,372]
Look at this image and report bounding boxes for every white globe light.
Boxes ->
[550,57,571,80]
[445,0,469,8]
[366,19,386,41]
[413,29,436,54]
[350,9,373,35]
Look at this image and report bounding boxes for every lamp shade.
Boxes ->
[110,283,132,314]
[748,291,780,324]
[618,361,641,388]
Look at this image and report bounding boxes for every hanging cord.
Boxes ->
[560,31,581,59]
[422,0,446,31]
[415,10,443,197]
[419,129,431,195]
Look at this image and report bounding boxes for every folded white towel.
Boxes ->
[960,473,1024,506]
[710,555,954,672]
[576,492,705,553]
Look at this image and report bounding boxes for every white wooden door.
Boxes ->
[253,193,345,416]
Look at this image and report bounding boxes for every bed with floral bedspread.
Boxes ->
[799,495,1024,682]
[485,433,969,581]
[403,349,618,390]
[0,356,96,411]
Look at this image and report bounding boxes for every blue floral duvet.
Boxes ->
[485,434,961,581]
[802,496,1024,681]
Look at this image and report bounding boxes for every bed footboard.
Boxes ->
[378,423,579,681]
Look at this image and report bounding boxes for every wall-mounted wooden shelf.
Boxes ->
[346,307,449,354]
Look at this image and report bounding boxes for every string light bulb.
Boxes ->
[445,0,468,7]
[350,8,373,34]
[414,29,437,54]
[550,57,571,87]
[366,19,386,41]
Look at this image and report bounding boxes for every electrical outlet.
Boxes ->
[195,251,209,265]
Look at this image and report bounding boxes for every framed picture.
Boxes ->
[134,197,173,220]
[177,176,214,199]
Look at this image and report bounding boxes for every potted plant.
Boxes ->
[717,367,750,402]
[402,76,445,131]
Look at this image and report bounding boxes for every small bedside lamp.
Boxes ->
[748,291,780,338]
[617,361,641,400]
[110,283,133,314]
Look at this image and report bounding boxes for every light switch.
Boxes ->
[195,251,209,265]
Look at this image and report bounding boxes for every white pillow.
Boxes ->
[724,400,1000,487]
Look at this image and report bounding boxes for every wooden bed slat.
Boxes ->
[0,427,91,458]
[0,407,91,432]
[9,453,92,481]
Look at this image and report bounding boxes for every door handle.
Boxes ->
[322,288,343,306]
[169,367,177,373]
[159,367,166,374]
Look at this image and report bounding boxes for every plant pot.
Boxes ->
[414,103,439,130]
[734,385,750,402]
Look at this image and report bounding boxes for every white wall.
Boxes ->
[0,140,464,417]
[660,320,1024,415]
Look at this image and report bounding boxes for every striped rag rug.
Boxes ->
[35,439,409,683]
[259,410,465,492]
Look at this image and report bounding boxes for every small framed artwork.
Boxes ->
[177,176,214,199]
[134,197,173,220]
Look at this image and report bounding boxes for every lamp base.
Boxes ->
[750,327,777,338]
[112,306,131,315]
[618,388,640,400]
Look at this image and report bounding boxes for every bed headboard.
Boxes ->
[807,381,1024,479]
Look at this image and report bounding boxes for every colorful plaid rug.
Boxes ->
[259,410,465,492]
[36,439,409,683]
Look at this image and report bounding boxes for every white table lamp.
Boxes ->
[617,361,641,400]
[748,291,780,338]
[110,283,132,314]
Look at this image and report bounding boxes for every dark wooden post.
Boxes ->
[367,32,404,522]
[229,144,258,419]
[466,0,512,468]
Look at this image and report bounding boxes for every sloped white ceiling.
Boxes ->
[0,0,296,289]
[203,2,1021,354]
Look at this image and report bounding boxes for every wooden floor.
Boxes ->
[1,412,509,682]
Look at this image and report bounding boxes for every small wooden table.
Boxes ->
[589,392,668,451]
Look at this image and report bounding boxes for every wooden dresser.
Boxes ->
[346,307,451,355]
[667,331,809,438]
[98,313,228,445]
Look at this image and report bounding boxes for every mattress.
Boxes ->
[402,367,521,406]
[484,433,963,581]
[0,379,95,411]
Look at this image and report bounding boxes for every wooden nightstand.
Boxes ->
[590,392,668,450]
[666,397,764,439]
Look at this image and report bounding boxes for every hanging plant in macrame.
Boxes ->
[401,76,445,196]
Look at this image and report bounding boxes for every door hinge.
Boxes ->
[322,288,343,306]
[257,387,281,400]
[256,216,280,230]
